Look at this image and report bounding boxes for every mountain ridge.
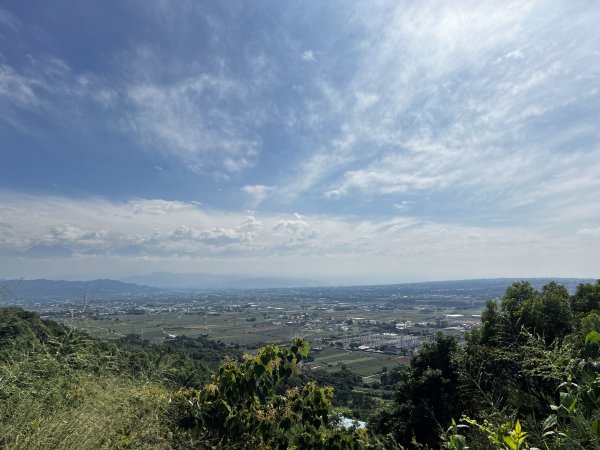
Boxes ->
[1,275,595,304]
[121,271,321,289]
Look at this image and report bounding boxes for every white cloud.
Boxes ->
[126,73,261,174]
[273,213,318,242]
[0,47,265,176]
[0,64,40,109]
[326,150,462,197]
[280,1,600,226]
[577,228,600,239]
[242,185,276,208]
[0,192,597,280]
[1,2,599,281]
[354,91,379,111]
[129,199,194,215]
[167,215,261,246]
[0,54,124,146]
[301,50,315,62]
[393,201,413,211]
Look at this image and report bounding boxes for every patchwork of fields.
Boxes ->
[50,296,484,378]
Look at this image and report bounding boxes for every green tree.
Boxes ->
[520,282,572,344]
[483,281,573,346]
[501,281,538,321]
[480,300,501,345]
[571,280,600,315]
[369,333,463,448]
[172,339,373,449]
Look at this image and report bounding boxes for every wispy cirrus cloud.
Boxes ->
[283,1,600,225]
[0,48,267,176]
[0,63,38,108]
[125,73,262,175]
[0,7,20,33]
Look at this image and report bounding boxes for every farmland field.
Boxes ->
[47,293,485,378]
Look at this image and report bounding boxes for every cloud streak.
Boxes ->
[125,72,262,175]
[0,48,267,176]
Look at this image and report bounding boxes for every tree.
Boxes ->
[480,300,501,345]
[369,333,463,448]
[482,281,574,346]
[171,339,374,449]
[571,280,600,315]
[520,282,572,344]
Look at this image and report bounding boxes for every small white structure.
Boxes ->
[339,416,366,429]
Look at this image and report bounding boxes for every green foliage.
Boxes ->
[369,333,464,448]
[379,365,404,387]
[0,308,381,449]
[480,300,501,345]
[0,308,177,449]
[373,279,600,449]
[117,333,243,389]
[571,280,600,315]
[521,282,573,344]
[446,418,536,450]
[0,308,240,448]
[491,281,574,345]
[458,281,583,423]
[442,329,600,450]
[3,277,600,449]
[539,333,600,449]
[279,364,380,419]
[172,339,375,449]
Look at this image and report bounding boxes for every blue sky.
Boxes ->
[1,1,599,283]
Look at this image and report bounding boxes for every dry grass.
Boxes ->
[0,358,173,450]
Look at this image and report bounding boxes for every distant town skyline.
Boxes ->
[1,1,599,283]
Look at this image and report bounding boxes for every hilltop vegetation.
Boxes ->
[1,279,599,449]
[370,279,600,449]
[0,307,241,448]
[0,307,372,449]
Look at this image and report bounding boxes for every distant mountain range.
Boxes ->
[375,277,596,299]
[0,278,160,302]
[0,275,595,304]
[121,272,320,289]
[0,273,321,303]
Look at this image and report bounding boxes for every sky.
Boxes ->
[1,1,599,284]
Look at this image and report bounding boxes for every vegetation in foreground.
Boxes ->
[0,279,599,449]
[369,280,600,449]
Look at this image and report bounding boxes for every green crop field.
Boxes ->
[309,347,407,377]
